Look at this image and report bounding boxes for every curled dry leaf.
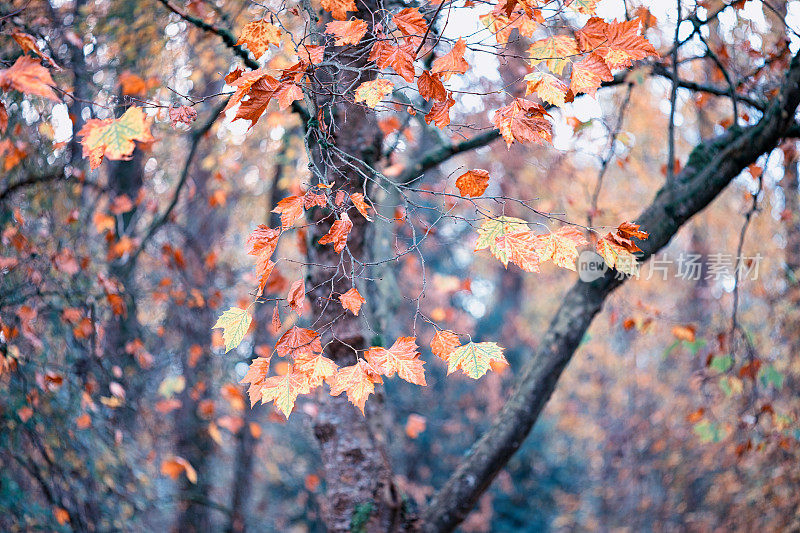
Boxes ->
[339,287,366,315]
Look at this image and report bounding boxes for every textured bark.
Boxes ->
[304,5,399,531]
[421,50,800,532]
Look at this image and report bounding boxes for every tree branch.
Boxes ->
[421,50,800,533]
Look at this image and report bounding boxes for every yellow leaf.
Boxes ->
[212,307,252,353]
[447,342,507,379]
[77,106,154,169]
[355,79,394,108]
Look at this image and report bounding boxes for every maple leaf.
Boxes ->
[596,232,639,275]
[370,42,416,82]
[272,195,305,229]
[275,83,303,109]
[350,193,373,221]
[425,94,455,128]
[294,352,338,387]
[321,0,356,20]
[330,359,383,414]
[300,44,326,64]
[430,330,460,361]
[339,287,366,316]
[417,70,447,102]
[569,52,613,96]
[534,227,588,271]
[447,341,507,379]
[575,17,657,69]
[492,98,551,147]
[480,12,537,46]
[494,231,541,272]
[524,72,569,107]
[456,169,490,197]
[260,367,311,418]
[527,36,579,76]
[355,79,394,108]
[287,279,306,316]
[276,326,323,357]
[568,0,597,15]
[431,38,470,81]
[237,19,282,58]
[212,307,252,353]
[78,106,154,170]
[11,31,60,68]
[318,213,353,253]
[365,336,426,385]
[393,8,427,36]
[474,215,529,265]
[325,20,369,46]
[616,221,649,241]
[0,55,59,100]
[240,356,272,406]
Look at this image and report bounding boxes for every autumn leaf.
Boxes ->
[447,341,507,379]
[534,227,588,271]
[524,72,569,107]
[494,231,541,272]
[294,352,338,387]
[168,105,197,128]
[78,106,154,169]
[492,98,551,147]
[287,279,306,316]
[474,215,530,265]
[212,307,252,353]
[318,213,353,253]
[568,0,597,15]
[272,195,305,229]
[417,70,447,102]
[161,456,198,483]
[240,356,272,406]
[355,79,394,108]
[575,17,657,69]
[260,367,311,418]
[350,192,373,221]
[322,0,356,20]
[393,8,427,36]
[369,42,416,82]
[365,336,426,385]
[237,19,282,58]
[339,287,366,315]
[329,359,383,414]
[430,330,460,361]
[275,326,322,358]
[425,94,455,128]
[570,52,613,96]
[431,38,469,81]
[325,19,369,46]
[527,36,579,76]
[0,55,59,100]
[596,232,639,275]
[456,169,490,197]
[12,31,59,68]
[616,221,648,241]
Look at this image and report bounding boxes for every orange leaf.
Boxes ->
[394,8,427,36]
[369,41,416,82]
[405,413,427,438]
[430,330,460,361]
[350,192,373,221]
[417,70,447,102]
[569,52,613,96]
[77,106,154,169]
[425,94,455,128]
[275,326,322,358]
[494,231,541,272]
[339,287,366,315]
[456,169,490,197]
[325,19,369,46]
[431,38,469,81]
[617,221,649,240]
[237,19,282,58]
[533,227,588,271]
[260,367,311,417]
[575,17,657,69]
[365,336,426,385]
[527,36,578,76]
[492,98,551,147]
[286,279,306,316]
[321,0,356,20]
[329,359,383,414]
[294,352,338,387]
[272,195,305,229]
[0,55,59,100]
[523,72,569,107]
[355,79,394,108]
[270,305,282,335]
[161,456,197,483]
[318,213,353,253]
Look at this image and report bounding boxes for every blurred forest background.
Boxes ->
[2,0,800,531]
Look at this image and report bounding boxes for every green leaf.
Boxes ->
[758,365,784,390]
[213,307,252,353]
[474,216,529,266]
[447,341,506,379]
[710,354,733,373]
